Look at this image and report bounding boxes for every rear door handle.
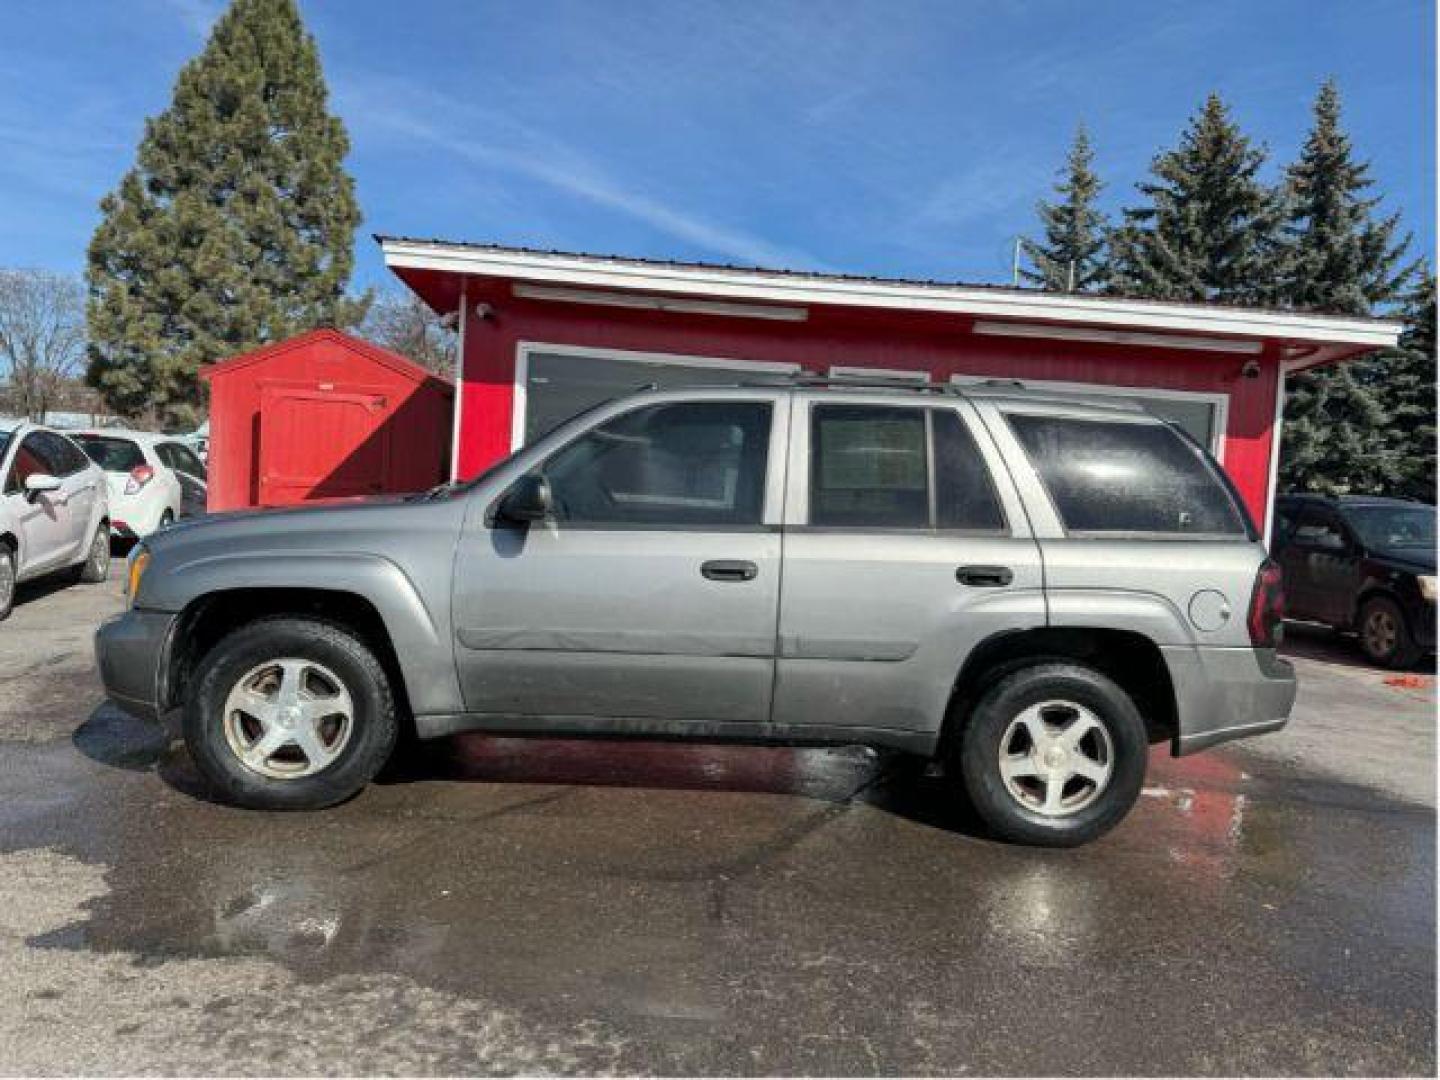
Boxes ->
[957,564,1013,587]
[702,559,758,582]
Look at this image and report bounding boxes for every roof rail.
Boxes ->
[768,373,965,395]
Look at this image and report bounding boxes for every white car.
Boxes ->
[72,429,208,539]
[0,421,112,620]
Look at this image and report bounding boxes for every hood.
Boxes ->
[145,492,439,550]
[1369,547,1437,575]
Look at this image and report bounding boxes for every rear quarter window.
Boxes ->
[1007,414,1246,536]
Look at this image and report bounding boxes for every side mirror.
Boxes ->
[496,475,553,524]
[23,473,61,500]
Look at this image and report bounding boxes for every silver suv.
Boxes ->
[96,380,1295,846]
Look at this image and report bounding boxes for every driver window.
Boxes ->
[541,401,772,528]
[5,436,56,495]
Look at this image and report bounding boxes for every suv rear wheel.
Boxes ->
[184,617,398,810]
[956,662,1147,847]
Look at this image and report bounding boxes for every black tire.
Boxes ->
[158,510,175,530]
[184,617,398,811]
[0,543,14,621]
[1357,595,1421,669]
[955,662,1148,847]
[76,524,111,583]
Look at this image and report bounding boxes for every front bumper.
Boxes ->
[1162,645,1297,756]
[94,608,179,723]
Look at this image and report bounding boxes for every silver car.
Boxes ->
[95,381,1295,846]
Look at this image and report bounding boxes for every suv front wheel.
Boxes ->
[956,662,1148,847]
[184,617,398,810]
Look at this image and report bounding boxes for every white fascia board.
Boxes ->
[381,239,1403,349]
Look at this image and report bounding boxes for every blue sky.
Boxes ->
[2,0,1434,294]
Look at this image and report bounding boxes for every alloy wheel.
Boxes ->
[997,700,1114,817]
[222,658,355,780]
[89,529,110,580]
[1363,608,1399,660]
[0,552,13,613]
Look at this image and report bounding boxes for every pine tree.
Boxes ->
[1021,125,1108,292]
[86,0,366,427]
[1108,93,1281,304]
[1378,271,1436,502]
[1277,80,1418,495]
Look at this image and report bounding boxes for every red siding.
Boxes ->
[202,329,453,512]
[454,295,1282,525]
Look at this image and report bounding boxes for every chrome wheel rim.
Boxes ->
[0,553,13,610]
[1363,609,1398,658]
[222,658,355,780]
[998,700,1114,817]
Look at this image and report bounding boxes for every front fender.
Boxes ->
[144,551,462,716]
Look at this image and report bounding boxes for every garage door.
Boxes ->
[519,348,799,446]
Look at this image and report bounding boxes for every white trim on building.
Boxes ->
[382,238,1401,350]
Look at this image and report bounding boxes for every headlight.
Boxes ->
[1419,576,1436,603]
[125,546,151,606]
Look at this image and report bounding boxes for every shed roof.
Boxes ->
[199,328,452,392]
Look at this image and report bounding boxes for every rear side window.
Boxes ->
[74,435,145,473]
[1007,414,1245,536]
[811,405,929,527]
[810,404,1006,531]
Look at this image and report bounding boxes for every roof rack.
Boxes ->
[736,373,975,395]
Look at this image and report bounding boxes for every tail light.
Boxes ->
[124,464,155,495]
[1247,559,1285,648]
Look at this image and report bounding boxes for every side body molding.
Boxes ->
[148,551,464,716]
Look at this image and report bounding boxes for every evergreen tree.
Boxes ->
[86,0,365,426]
[1277,80,1418,495]
[1378,271,1436,502]
[1108,93,1281,304]
[1021,125,1108,291]
[1277,79,1412,315]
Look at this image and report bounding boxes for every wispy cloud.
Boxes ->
[337,74,830,270]
[158,0,222,36]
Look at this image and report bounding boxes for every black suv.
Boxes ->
[1273,494,1436,667]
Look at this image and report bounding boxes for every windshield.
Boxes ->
[1347,505,1436,553]
[73,435,145,472]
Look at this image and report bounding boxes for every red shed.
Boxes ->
[201,329,453,512]
[380,237,1401,542]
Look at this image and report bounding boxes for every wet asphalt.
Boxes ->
[0,569,1434,1075]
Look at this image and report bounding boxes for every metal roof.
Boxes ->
[375,234,1402,343]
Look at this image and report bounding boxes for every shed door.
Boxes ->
[258,384,390,505]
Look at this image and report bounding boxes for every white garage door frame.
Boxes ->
[948,373,1231,463]
[512,341,802,451]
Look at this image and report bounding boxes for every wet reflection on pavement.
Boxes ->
[2,708,1432,1075]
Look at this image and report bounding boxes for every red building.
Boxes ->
[201,328,452,511]
[380,237,1400,540]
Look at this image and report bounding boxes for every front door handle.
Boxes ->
[957,564,1013,587]
[702,559,758,583]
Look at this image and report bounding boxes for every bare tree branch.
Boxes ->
[354,288,457,377]
[0,269,86,420]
